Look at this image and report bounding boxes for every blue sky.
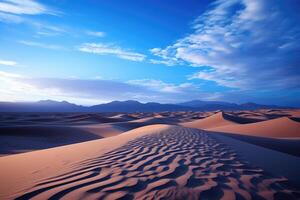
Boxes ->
[0,0,299,106]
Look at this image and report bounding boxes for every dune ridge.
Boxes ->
[182,112,300,138]
[182,112,237,129]
[209,117,300,138]
[1,125,299,199]
[0,124,170,199]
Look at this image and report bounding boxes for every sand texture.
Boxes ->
[1,126,299,199]
[1,110,300,199]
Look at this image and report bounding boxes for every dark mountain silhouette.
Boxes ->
[179,100,288,111]
[0,100,84,112]
[178,100,236,107]
[0,100,291,112]
[89,100,190,112]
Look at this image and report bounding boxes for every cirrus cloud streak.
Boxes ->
[78,43,146,62]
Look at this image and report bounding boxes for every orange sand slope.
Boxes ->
[1,125,299,200]
[209,117,300,138]
[0,124,170,200]
[181,112,237,129]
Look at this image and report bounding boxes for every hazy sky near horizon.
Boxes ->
[0,0,300,106]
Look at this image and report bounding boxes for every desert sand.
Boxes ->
[1,125,300,199]
[0,113,156,156]
[0,112,186,156]
[182,111,300,138]
[182,112,237,129]
[210,117,300,138]
[1,110,300,199]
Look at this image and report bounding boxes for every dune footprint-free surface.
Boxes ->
[10,126,300,200]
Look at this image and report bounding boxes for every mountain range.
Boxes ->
[0,100,293,112]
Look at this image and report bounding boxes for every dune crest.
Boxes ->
[209,117,300,138]
[0,124,170,199]
[182,112,237,129]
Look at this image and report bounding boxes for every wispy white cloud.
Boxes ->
[150,0,300,90]
[0,70,22,78]
[2,71,298,105]
[0,71,220,104]
[19,40,64,50]
[149,48,180,66]
[0,59,17,67]
[189,71,246,88]
[0,0,64,40]
[78,43,146,62]
[128,79,196,93]
[0,70,72,103]
[0,11,23,23]
[0,0,57,15]
[32,23,66,36]
[86,31,105,37]
[149,59,175,66]
[0,0,62,37]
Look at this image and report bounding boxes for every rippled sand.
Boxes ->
[14,127,299,200]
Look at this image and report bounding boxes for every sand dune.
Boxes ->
[0,113,154,156]
[108,113,137,121]
[1,125,299,199]
[130,116,179,124]
[0,113,128,127]
[0,125,101,156]
[0,112,183,156]
[0,123,131,156]
[0,125,170,199]
[182,111,300,138]
[209,117,300,138]
[1,110,300,157]
[74,124,128,138]
[215,132,300,157]
[110,116,180,131]
[222,109,300,122]
[182,112,237,129]
[62,113,127,124]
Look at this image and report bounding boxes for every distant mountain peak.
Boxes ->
[37,99,56,103]
[37,100,72,105]
[107,100,141,105]
[123,100,141,104]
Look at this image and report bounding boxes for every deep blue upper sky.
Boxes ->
[0,0,299,106]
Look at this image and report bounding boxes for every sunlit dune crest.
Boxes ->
[183,111,300,138]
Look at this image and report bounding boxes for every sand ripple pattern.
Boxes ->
[16,127,300,200]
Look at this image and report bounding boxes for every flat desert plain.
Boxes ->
[0,109,300,199]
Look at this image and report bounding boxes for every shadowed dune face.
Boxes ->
[214,132,300,157]
[14,127,300,200]
[0,113,132,126]
[0,112,181,156]
[0,126,102,155]
[0,113,145,156]
[0,123,132,156]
